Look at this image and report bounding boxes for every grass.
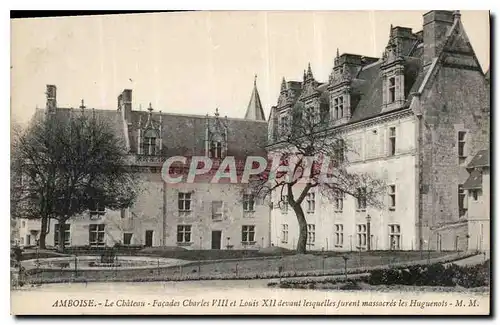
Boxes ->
[20,250,464,284]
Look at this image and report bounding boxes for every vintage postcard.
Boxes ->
[10,10,490,316]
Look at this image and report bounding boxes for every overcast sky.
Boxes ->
[11,10,489,125]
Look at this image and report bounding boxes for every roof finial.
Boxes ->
[281,77,287,92]
[148,102,153,113]
[215,107,220,117]
[336,48,340,58]
[389,24,393,38]
[254,74,257,87]
[303,69,307,81]
[306,63,313,80]
[453,10,461,22]
[80,99,85,110]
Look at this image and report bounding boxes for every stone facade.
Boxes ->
[268,10,490,252]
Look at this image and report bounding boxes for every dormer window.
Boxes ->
[334,96,344,119]
[210,141,223,158]
[389,77,396,103]
[142,129,158,156]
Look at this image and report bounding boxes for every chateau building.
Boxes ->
[267,10,490,251]
[18,80,270,250]
[16,10,489,252]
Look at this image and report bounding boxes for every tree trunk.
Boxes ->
[39,217,48,249]
[291,202,308,254]
[57,219,66,253]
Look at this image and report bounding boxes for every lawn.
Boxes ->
[21,250,456,283]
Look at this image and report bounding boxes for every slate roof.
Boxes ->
[463,169,483,190]
[127,111,268,159]
[467,149,490,168]
[244,80,266,121]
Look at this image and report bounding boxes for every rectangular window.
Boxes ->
[356,187,367,211]
[356,224,367,249]
[458,131,467,164]
[335,224,344,247]
[334,96,344,119]
[306,192,315,213]
[243,194,255,212]
[334,139,345,164]
[89,224,105,247]
[281,224,289,243]
[335,190,344,212]
[54,224,71,246]
[281,195,288,214]
[178,192,192,212]
[89,201,106,219]
[388,77,396,103]
[472,190,479,201]
[210,141,222,158]
[388,185,396,210]
[280,115,289,136]
[123,233,133,245]
[307,224,316,245]
[142,137,156,156]
[388,127,396,156]
[177,225,192,243]
[212,200,223,220]
[389,224,401,250]
[242,225,255,243]
[306,106,315,124]
[458,185,467,217]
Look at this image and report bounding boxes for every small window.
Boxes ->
[356,224,367,249]
[178,192,192,212]
[243,194,255,212]
[458,131,467,164]
[472,189,479,201]
[280,115,289,136]
[458,185,467,217]
[212,200,223,220]
[54,224,71,246]
[209,141,223,159]
[242,225,255,243]
[306,192,315,213]
[335,224,344,247]
[334,96,344,119]
[89,201,106,219]
[335,190,344,212]
[307,224,316,245]
[334,139,345,164]
[177,225,192,243]
[388,127,396,156]
[89,224,105,247]
[356,187,367,211]
[123,233,133,245]
[388,77,396,103]
[281,224,289,243]
[388,185,396,210]
[281,195,288,214]
[389,224,401,250]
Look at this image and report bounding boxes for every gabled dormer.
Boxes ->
[380,25,418,112]
[205,108,228,159]
[328,51,363,125]
[137,103,162,156]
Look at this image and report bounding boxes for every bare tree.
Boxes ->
[251,102,385,254]
[12,111,139,251]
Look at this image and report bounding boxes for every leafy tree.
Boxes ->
[251,102,385,253]
[12,111,139,251]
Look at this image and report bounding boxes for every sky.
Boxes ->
[10,10,490,125]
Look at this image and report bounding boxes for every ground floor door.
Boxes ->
[211,231,222,249]
[145,230,154,247]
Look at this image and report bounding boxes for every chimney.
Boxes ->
[118,89,132,123]
[423,10,454,66]
[46,84,57,113]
